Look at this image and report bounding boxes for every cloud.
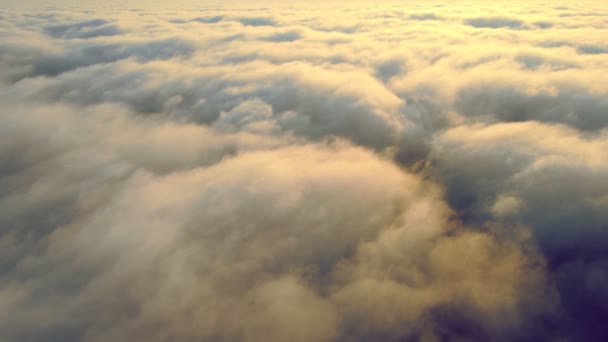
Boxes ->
[170,15,224,24]
[237,17,276,27]
[1,1,608,341]
[407,13,441,21]
[431,122,608,339]
[465,16,527,29]
[262,30,301,42]
[5,60,406,152]
[0,101,555,341]
[44,19,122,39]
[455,84,608,131]
[578,44,608,55]
[374,55,409,81]
[515,53,579,70]
[1,37,196,83]
[533,21,554,29]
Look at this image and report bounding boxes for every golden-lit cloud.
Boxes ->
[1,1,607,341]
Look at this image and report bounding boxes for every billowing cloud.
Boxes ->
[0,101,555,341]
[455,85,608,131]
[1,1,607,341]
[431,122,608,339]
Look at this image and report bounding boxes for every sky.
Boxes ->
[1,1,608,341]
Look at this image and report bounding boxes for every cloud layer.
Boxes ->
[1,1,607,341]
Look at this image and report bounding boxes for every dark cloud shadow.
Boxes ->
[237,17,276,26]
[515,54,579,70]
[407,13,441,21]
[455,85,608,131]
[7,38,196,82]
[261,30,301,42]
[465,16,527,29]
[170,15,224,24]
[577,45,608,54]
[430,122,608,341]
[44,19,122,39]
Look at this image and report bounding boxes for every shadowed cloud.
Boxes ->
[465,16,527,29]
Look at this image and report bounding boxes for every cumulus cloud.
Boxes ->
[1,1,608,341]
[431,122,608,339]
[0,102,555,341]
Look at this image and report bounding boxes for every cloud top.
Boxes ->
[1,1,607,341]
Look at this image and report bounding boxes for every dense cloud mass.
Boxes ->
[1,1,607,341]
